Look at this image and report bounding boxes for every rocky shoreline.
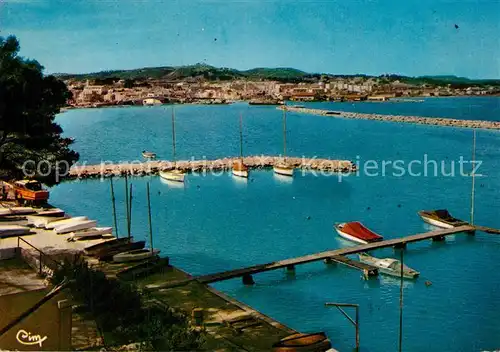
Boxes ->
[68,156,356,179]
[280,106,500,130]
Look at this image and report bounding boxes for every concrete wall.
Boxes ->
[0,289,72,351]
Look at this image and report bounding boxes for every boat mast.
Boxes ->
[239,113,244,161]
[470,129,477,225]
[283,101,287,162]
[398,249,404,352]
[172,107,177,169]
[109,177,119,238]
[128,183,133,239]
[124,175,130,239]
[146,182,153,254]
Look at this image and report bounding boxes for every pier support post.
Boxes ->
[324,258,336,265]
[466,230,476,236]
[242,274,255,285]
[393,243,407,250]
[286,264,295,272]
[432,235,445,242]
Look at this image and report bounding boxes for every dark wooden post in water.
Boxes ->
[398,249,404,352]
[146,182,153,254]
[124,175,130,238]
[128,183,133,238]
[282,101,287,162]
[110,177,119,238]
[239,113,244,161]
[469,129,477,234]
[242,274,254,285]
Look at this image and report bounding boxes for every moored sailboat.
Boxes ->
[232,113,249,178]
[159,107,186,183]
[273,102,294,177]
[142,150,157,159]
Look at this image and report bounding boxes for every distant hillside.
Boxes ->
[54,65,500,86]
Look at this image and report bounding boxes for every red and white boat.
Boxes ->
[334,221,384,244]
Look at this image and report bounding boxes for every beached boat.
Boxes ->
[34,208,65,217]
[69,227,113,240]
[113,248,160,263]
[55,220,97,234]
[12,180,49,205]
[26,215,68,228]
[0,209,12,217]
[417,209,469,229]
[272,332,334,352]
[142,151,156,159]
[84,237,133,255]
[45,216,88,229]
[232,115,249,178]
[273,102,294,177]
[334,221,384,244]
[358,253,420,279]
[0,225,30,238]
[95,240,146,261]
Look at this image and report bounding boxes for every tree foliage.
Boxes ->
[0,35,79,184]
[50,256,204,350]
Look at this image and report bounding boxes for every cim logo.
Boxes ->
[15,329,48,347]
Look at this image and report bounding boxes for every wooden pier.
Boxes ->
[148,225,475,290]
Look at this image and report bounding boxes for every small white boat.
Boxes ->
[34,208,65,217]
[26,215,68,228]
[55,220,97,234]
[0,209,12,217]
[9,206,36,215]
[46,216,88,229]
[69,227,113,239]
[358,253,420,279]
[273,164,294,177]
[417,210,469,229]
[0,225,30,237]
[334,222,384,245]
[142,151,156,159]
[159,169,185,183]
[112,248,160,263]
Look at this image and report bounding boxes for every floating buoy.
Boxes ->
[366,207,371,211]
[197,185,200,189]
[306,216,311,220]
[425,280,432,287]
[397,204,402,208]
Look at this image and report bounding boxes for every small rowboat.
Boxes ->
[0,225,30,238]
[34,208,65,217]
[84,237,133,255]
[273,164,294,177]
[142,151,156,159]
[159,169,185,183]
[113,248,160,263]
[272,332,334,352]
[26,215,68,228]
[46,216,88,229]
[68,227,113,240]
[334,222,384,244]
[417,209,469,229]
[95,240,146,261]
[358,253,419,279]
[55,220,97,234]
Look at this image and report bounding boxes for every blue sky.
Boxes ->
[2,0,499,78]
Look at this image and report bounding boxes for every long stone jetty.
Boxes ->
[280,106,500,130]
[68,155,355,179]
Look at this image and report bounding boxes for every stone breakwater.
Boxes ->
[68,155,355,179]
[279,106,500,130]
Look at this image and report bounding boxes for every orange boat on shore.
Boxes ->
[272,332,335,351]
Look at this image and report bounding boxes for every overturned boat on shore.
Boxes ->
[95,240,146,261]
[84,237,133,256]
[113,248,160,263]
[271,332,335,352]
[417,209,469,229]
[334,221,384,244]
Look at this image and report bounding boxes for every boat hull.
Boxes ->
[272,332,333,352]
[46,216,88,229]
[334,228,369,244]
[95,241,146,261]
[113,249,160,263]
[232,169,249,178]
[358,254,419,279]
[84,237,132,255]
[273,165,294,177]
[419,215,455,229]
[159,170,185,183]
[70,227,113,239]
[55,220,97,234]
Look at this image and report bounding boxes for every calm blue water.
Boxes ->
[52,98,500,352]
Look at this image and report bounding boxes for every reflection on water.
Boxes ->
[273,173,293,184]
[231,174,248,187]
[159,177,185,188]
